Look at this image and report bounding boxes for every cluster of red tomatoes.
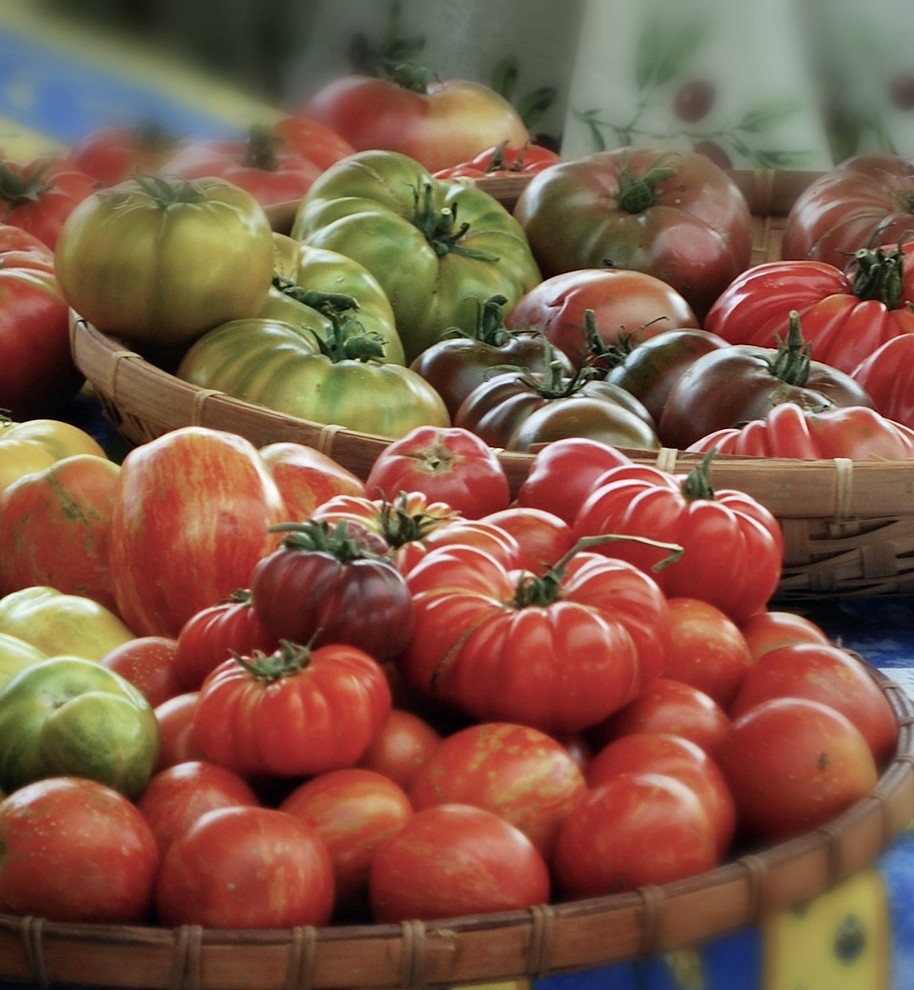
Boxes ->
[0,422,898,932]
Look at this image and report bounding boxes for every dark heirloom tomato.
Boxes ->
[781,154,914,267]
[513,147,753,319]
[249,518,414,661]
[658,311,875,449]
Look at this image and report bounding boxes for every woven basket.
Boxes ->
[1,665,911,989]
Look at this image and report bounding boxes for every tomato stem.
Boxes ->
[616,152,678,214]
[765,310,811,386]
[269,518,389,560]
[0,156,55,205]
[242,122,281,172]
[681,448,718,502]
[131,173,207,207]
[851,245,905,309]
[232,639,311,681]
[410,180,500,261]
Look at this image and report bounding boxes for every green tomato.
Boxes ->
[0,632,47,692]
[291,150,542,363]
[0,657,159,798]
[54,174,275,348]
[177,317,450,439]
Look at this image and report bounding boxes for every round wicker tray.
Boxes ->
[1,665,911,989]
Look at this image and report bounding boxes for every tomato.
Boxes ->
[192,641,392,777]
[586,732,736,856]
[591,678,732,757]
[715,698,879,843]
[153,692,205,770]
[0,776,159,923]
[155,804,335,928]
[728,642,898,766]
[280,767,413,909]
[573,457,783,622]
[304,65,530,173]
[260,441,367,519]
[173,589,278,691]
[686,402,914,460]
[704,245,914,375]
[55,175,275,349]
[271,113,357,172]
[433,141,561,179]
[290,150,541,362]
[408,721,587,856]
[0,225,84,419]
[552,771,720,898]
[851,332,914,429]
[738,609,831,660]
[504,268,698,370]
[108,427,288,638]
[400,542,672,732]
[0,454,119,611]
[357,708,442,791]
[513,147,753,320]
[136,759,260,854]
[513,437,633,524]
[480,507,575,575]
[0,416,106,464]
[454,361,660,452]
[249,519,414,660]
[99,636,184,709]
[66,121,182,186]
[365,426,512,518]
[664,597,753,709]
[409,293,573,418]
[368,803,550,923]
[0,656,159,797]
[781,154,914,268]
[0,633,46,693]
[0,155,97,249]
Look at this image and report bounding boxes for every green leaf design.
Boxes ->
[491,55,520,101]
[737,99,802,133]
[635,18,664,91]
[653,18,707,87]
[517,86,558,129]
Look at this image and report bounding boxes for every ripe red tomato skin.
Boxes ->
[480,507,575,575]
[851,333,914,429]
[153,692,205,770]
[259,440,367,519]
[715,698,879,843]
[366,426,511,519]
[738,609,831,660]
[552,771,720,898]
[433,142,561,179]
[66,123,181,186]
[357,708,443,791]
[99,635,184,708]
[155,804,335,929]
[368,803,551,923]
[0,776,159,923]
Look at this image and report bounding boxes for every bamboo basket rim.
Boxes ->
[1,664,911,989]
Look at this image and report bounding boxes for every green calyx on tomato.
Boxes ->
[240,122,284,172]
[616,154,678,214]
[851,245,906,308]
[443,293,514,345]
[411,179,499,261]
[230,639,315,682]
[581,310,669,370]
[680,449,719,503]
[765,310,814,386]
[270,517,390,559]
[369,493,461,548]
[292,288,388,363]
[0,156,55,205]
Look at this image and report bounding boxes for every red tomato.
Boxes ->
[365,426,512,519]
[259,440,367,519]
[108,427,289,637]
[0,225,83,419]
[552,771,720,898]
[280,767,413,908]
[153,692,204,770]
[664,597,753,708]
[99,635,184,708]
[408,721,587,856]
[135,759,260,853]
[0,155,97,248]
[514,437,633,524]
[738,609,831,660]
[0,776,159,923]
[357,708,442,791]
[716,698,879,843]
[155,804,335,928]
[852,332,914,429]
[480,506,575,575]
[592,678,732,757]
[66,121,181,186]
[368,803,550,922]
[728,642,898,766]
[587,732,736,856]
[0,453,119,611]
[433,141,561,179]
[304,68,530,173]
[505,268,697,370]
[173,589,278,691]
[573,459,784,623]
[192,642,392,778]
[270,114,356,171]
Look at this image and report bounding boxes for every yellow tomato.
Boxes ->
[0,631,48,691]
[0,418,107,495]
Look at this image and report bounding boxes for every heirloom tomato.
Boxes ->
[177,315,447,440]
[55,175,275,348]
[66,120,182,186]
[259,441,366,520]
[155,805,335,929]
[304,65,530,173]
[249,518,413,659]
[108,427,288,638]
[358,708,442,791]
[153,692,204,770]
[0,656,159,798]
[573,457,783,623]
[433,141,561,179]
[781,154,914,267]
[704,245,914,374]
[0,226,83,420]
[369,803,550,923]
[271,113,357,171]
[0,777,159,923]
[290,149,541,361]
[100,636,183,709]
[504,268,697,369]
[738,609,831,660]
[400,540,673,732]
[481,506,575,575]
[513,147,753,319]
[851,333,914,429]
[658,311,875,449]
[0,155,97,248]
[0,633,46,693]
[365,426,511,519]
[191,641,392,778]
